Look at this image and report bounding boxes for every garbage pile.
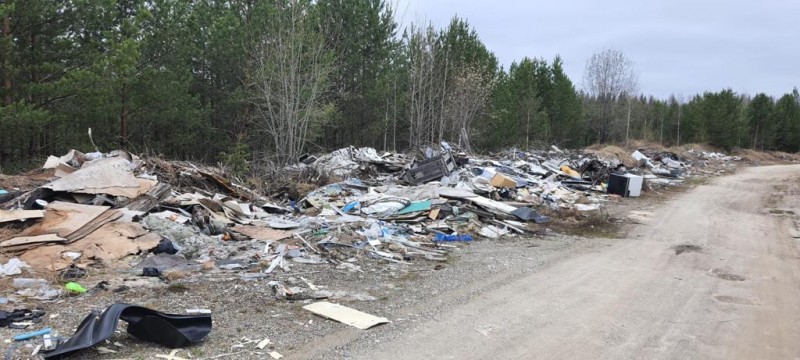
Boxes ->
[0,144,724,281]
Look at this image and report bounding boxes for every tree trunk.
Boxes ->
[625,96,632,146]
[2,9,11,106]
[120,83,129,149]
[525,111,530,150]
[30,31,38,103]
[752,123,759,149]
[677,105,682,146]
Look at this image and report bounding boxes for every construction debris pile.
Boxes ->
[0,144,742,357]
[0,145,733,292]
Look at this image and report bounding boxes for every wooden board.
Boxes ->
[303,301,389,329]
[0,210,44,223]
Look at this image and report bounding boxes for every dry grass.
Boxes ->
[666,143,716,159]
[0,173,50,191]
[545,209,623,239]
[667,142,720,154]
[628,140,668,152]
[249,163,342,200]
[0,226,23,242]
[734,149,800,164]
[583,145,637,167]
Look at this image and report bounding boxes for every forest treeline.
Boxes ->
[1,1,798,172]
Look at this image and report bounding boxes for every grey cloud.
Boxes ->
[396,0,800,98]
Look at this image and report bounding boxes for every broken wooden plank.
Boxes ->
[197,170,250,200]
[303,301,389,329]
[124,182,171,212]
[0,209,44,223]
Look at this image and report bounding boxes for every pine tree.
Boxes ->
[547,56,584,147]
[747,93,774,150]
[772,91,800,152]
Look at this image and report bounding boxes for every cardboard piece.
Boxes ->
[19,222,160,270]
[303,301,389,330]
[72,222,161,261]
[18,244,71,271]
[42,156,61,169]
[490,173,517,188]
[54,162,77,178]
[63,209,122,243]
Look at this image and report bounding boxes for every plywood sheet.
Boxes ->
[74,222,160,261]
[1,234,66,248]
[44,157,141,198]
[24,202,109,238]
[64,209,122,243]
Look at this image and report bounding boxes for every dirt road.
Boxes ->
[328,165,800,359]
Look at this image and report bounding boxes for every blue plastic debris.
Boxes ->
[14,328,51,341]
[397,200,432,215]
[342,201,359,213]
[434,234,473,242]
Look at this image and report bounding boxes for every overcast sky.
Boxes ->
[394,0,800,99]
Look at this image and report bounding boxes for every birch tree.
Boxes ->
[445,66,494,152]
[405,24,440,149]
[246,0,333,165]
[582,48,637,143]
